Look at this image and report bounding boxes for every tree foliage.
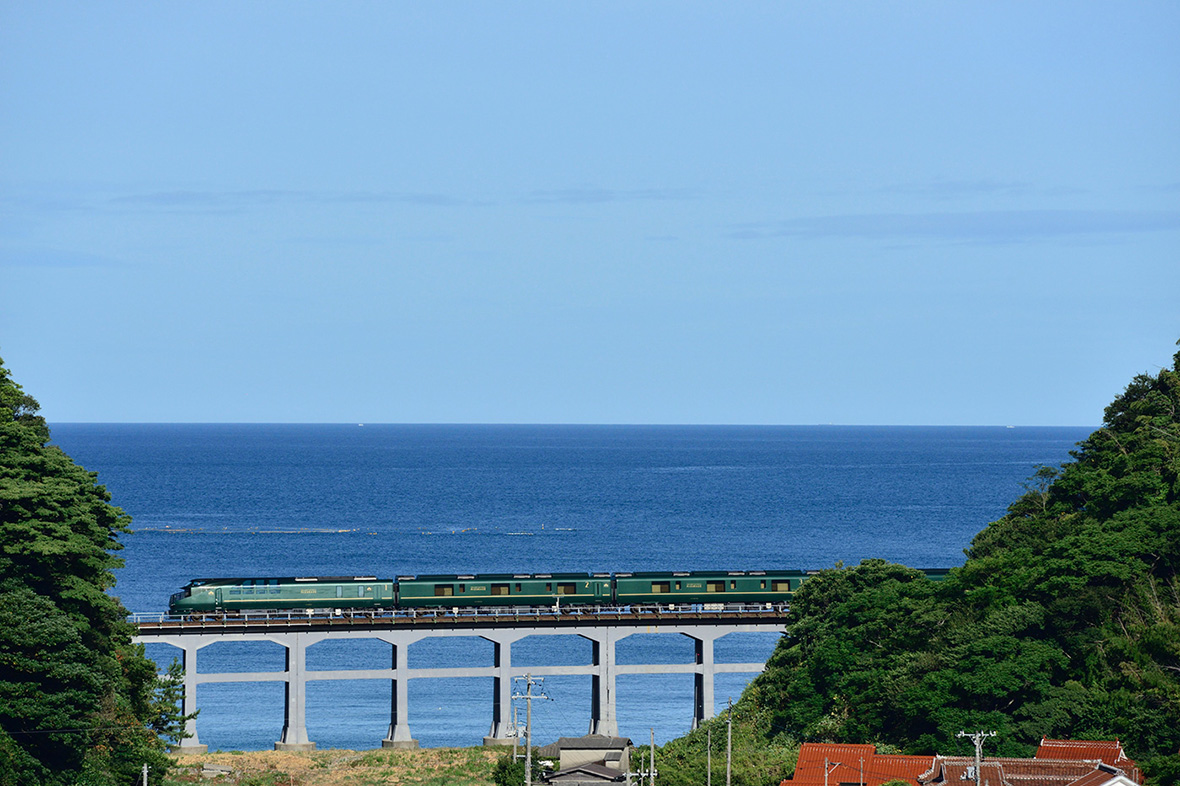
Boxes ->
[0,356,175,785]
[654,696,798,786]
[675,345,1180,785]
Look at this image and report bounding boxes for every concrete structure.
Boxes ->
[134,607,785,752]
[538,735,633,774]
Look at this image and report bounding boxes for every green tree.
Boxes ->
[492,752,525,786]
[148,658,197,747]
[0,356,173,785]
[710,343,1180,783]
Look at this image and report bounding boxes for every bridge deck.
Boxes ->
[134,604,789,635]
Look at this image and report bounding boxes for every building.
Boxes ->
[781,743,935,786]
[1036,738,1140,783]
[539,735,633,785]
[780,740,1141,786]
[919,755,1138,786]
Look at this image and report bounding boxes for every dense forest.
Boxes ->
[0,357,184,785]
[656,347,1180,786]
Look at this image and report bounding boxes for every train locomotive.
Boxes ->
[168,568,952,616]
[167,569,815,615]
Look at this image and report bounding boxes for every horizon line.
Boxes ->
[45,421,1099,429]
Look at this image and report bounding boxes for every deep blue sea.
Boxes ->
[48,424,1092,752]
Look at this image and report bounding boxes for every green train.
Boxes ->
[168,568,950,615]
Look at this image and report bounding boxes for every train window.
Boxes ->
[675,582,682,590]
[243,586,254,595]
[773,581,791,592]
[706,581,725,593]
[557,583,576,595]
[336,586,343,598]
[492,584,510,596]
[546,583,552,592]
[730,580,736,589]
[760,580,766,589]
[269,579,281,595]
[229,588,241,595]
[515,583,522,592]
[358,586,365,597]
[435,585,454,596]
[459,584,466,592]
[651,582,670,594]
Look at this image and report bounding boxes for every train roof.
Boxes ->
[183,576,392,587]
[613,569,808,578]
[401,572,595,582]
[180,567,951,588]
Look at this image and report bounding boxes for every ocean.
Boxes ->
[48,423,1092,751]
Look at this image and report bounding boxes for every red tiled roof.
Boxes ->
[784,744,932,786]
[920,755,1133,786]
[1068,770,1128,786]
[872,755,938,783]
[1036,740,1132,768]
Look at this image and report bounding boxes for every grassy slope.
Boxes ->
[166,748,503,786]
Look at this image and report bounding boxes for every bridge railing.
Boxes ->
[128,602,789,626]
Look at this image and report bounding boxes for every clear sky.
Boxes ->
[1,2,1177,425]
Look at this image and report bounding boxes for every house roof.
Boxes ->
[920,755,1133,786]
[543,762,627,783]
[537,735,634,759]
[1067,769,1133,786]
[553,735,633,750]
[1036,740,1133,769]
[873,756,941,783]
[785,743,933,786]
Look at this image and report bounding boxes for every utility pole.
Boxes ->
[650,728,657,786]
[707,727,712,786]
[860,756,864,786]
[957,730,996,786]
[824,758,842,786]
[142,763,149,786]
[726,698,733,786]
[513,704,521,762]
[513,674,550,786]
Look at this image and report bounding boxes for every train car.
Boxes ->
[613,569,806,607]
[166,566,950,615]
[168,576,395,614]
[396,572,613,608]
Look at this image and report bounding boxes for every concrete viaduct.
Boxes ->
[134,607,787,752]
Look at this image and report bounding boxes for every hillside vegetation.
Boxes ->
[657,347,1180,785]
[0,357,182,785]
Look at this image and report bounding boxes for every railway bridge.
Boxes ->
[134,605,787,752]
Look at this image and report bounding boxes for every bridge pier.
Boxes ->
[691,632,718,729]
[585,627,627,738]
[482,632,524,745]
[378,634,421,749]
[275,632,321,751]
[177,643,207,754]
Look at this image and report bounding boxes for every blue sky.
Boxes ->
[1,2,1177,424]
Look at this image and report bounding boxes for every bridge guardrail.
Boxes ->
[130,603,791,633]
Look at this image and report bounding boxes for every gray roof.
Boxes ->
[552,735,633,750]
[543,762,627,783]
